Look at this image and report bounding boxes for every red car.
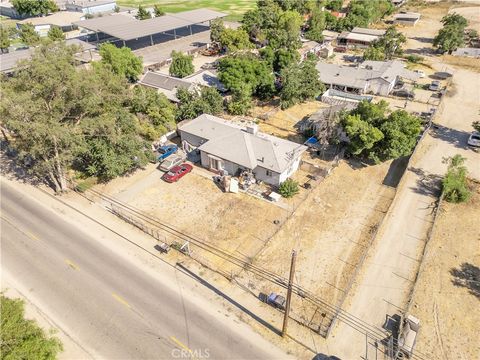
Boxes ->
[162,163,193,183]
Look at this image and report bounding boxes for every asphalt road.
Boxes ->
[1,181,288,360]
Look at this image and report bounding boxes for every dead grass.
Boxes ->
[440,54,480,72]
[410,181,480,360]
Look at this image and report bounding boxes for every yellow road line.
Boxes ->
[1,215,39,241]
[65,259,79,270]
[170,336,193,355]
[112,293,131,308]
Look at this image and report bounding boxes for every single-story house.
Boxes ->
[18,11,85,36]
[138,70,226,102]
[322,30,339,42]
[337,27,386,48]
[393,12,421,26]
[65,0,117,14]
[452,47,480,58]
[321,88,373,106]
[299,40,323,61]
[316,60,419,96]
[178,114,307,186]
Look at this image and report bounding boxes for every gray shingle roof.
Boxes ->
[179,114,307,173]
[139,71,193,102]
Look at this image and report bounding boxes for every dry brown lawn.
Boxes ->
[410,181,480,360]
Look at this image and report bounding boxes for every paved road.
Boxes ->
[1,181,288,360]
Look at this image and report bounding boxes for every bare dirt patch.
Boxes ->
[410,181,480,360]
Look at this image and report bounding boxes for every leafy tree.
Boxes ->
[99,43,143,82]
[342,114,384,155]
[19,23,40,46]
[267,9,303,50]
[218,54,275,99]
[279,178,299,198]
[0,25,11,52]
[241,0,282,41]
[47,26,65,41]
[351,100,389,127]
[280,59,324,109]
[210,18,224,43]
[1,42,146,192]
[12,0,58,16]
[472,121,480,133]
[441,13,468,29]
[274,47,300,72]
[335,0,394,31]
[324,11,338,31]
[219,28,253,53]
[153,4,165,17]
[114,5,120,13]
[176,87,224,121]
[226,84,253,115]
[131,86,176,140]
[442,154,471,203]
[325,0,343,11]
[305,6,325,43]
[377,110,421,159]
[1,295,62,359]
[136,5,151,20]
[433,25,465,54]
[169,50,195,78]
[364,26,406,60]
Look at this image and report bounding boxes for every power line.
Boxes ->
[80,187,429,360]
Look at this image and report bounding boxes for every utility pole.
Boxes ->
[282,250,297,337]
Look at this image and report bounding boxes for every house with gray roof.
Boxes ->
[316,60,419,96]
[393,12,421,26]
[178,114,307,186]
[337,27,386,48]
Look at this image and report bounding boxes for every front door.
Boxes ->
[209,157,223,172]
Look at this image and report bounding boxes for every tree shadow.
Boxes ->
[404,47,436,55]
[0,144,43,187]
[382,156,409,188]
[410,36,434,44]
[408,166,442,197]
[429,124,471,151]
[450,263,480,299]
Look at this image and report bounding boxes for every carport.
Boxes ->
[75,9,226,50]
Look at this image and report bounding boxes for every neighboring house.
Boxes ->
[18,11,85,37]
[452,47,480,58]
[322,30,339,42]
[138,70,226,102]
[321,88,373,106]
[337,27,386,49]
[299,104,352,135]
[316,60,420,96]
[298,40,322,61]
[393,12,421,26]
[65,0,116,14]
[178,114,307,186]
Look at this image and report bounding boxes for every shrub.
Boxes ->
[442,155,471,203]
[279,178,299,198]
[405,54,424,63]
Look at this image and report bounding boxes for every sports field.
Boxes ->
[117,0,255,21]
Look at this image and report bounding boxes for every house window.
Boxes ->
[266,170,272,176]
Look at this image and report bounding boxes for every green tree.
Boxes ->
[1,295,62,359]
[169,50,195,78]
[210,18,224,43]
[377,110,421,159]
[280,59,324,109]
[279,178,299,198]
[364,26,406,60]
[267,9,303,50]
[99,43,143,82]
[12,0,58,16]
[226,84,253,115]
[335,0,394,31]
[153,4,165,17]
[218,54,275,99]
[441,13,468,29]
[47,26,65,41]
[176,87,224,121]
[363,46,385,61]
[0,25,11,52]
[342,114,384,156]
[19,23,40,46]
[136,5,151,20]
[219,28,253,53]
[305,6,325,43]
[274,47,300,72]
[472,121,480,133]
[325,0,343,11]
[131,86,176,140]
[442,154,471,203]
[433,25,465,54]
[351,100,389,127]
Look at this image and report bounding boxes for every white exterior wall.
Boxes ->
[67,3,116,14]
[34,24,51,37]
[367,78,395,96]
[178,130,207,147]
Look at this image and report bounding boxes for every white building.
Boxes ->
[65,0,116,14]
[18,11,85,36]
[178,114,307,186]
[393,12,421,26]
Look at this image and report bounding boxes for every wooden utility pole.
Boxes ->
[282,250,297,337]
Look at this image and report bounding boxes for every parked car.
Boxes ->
[413,69,426,78]
[392,88,415,99]
[159,154,184,171]
[467,131,480,147]
[156,144,178,162]
[162,163,193,183]
[428,80,441,91]
[259,292,286,310]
